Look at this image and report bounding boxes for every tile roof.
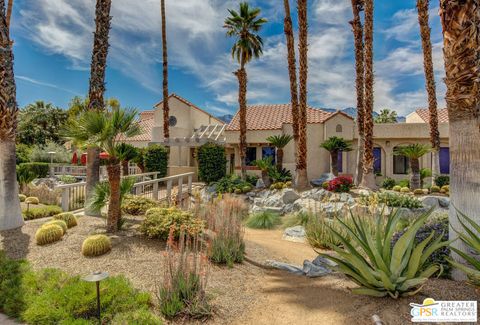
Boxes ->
[225,104,344,131]
[139,110,154,120]
[414,108,449,123]
[120,117,153,142]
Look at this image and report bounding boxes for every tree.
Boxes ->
[65,106,140,233]
[17,101,69,146]
[0,0,23,231]
[417,0,440,186]
[350,0,365,185]
[67,96,119,119]
[6,0,11,29]
[320,137,353,176]
[224,2,267,180]
[116,143,138,176]
[160,0,170,139]
[359,0,376,189]
[296,0,309,190]
[439,0,480,280]
[374,108,398,123]
[85,0,112,217]
[394,144,431,190]
[266,134,293,170]
[253,157,273,187]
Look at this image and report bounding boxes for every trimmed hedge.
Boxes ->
[144,145,168,177]
[197,143,227,184]
[17,162,49,178]
[23,205,63,220]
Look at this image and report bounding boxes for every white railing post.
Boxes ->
[187,174,193,194]
[166,179,173,204]
[153,181,159,200]
[177,177,183,207]
[135,184,141,196]
[61,188,70,211]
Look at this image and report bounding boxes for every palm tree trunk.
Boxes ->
[410,158,421,190]
[106,163,121,233]
[283,0,299,145]
[417,0,440,185]
[261,170,271,187]
[86,0,112,217]
[235,66,248,180]
[350,0,365,185]
[359,0,376,190]
[161,0,169,139]
[0,1,23,230]
[276,148,284,170]
[6,0,11,29]
[440,0,480,281]
[295,0,309,190]
[331,151,339,176]
[121,160,129,176]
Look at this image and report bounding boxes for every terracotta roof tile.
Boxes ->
[120,117,153,142]
[415,108,449,123]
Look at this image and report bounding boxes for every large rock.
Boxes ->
[396,207,414,219]
[312,255,337,268]
[256,178,265,189]
[265,260,304,275]
[438,197,450,208]
[302,260,331,278]
[310,173,335,187]
[282,189,301,204]
[263,193,284,207]
[283,226,306,242]
[420,196,440,208]
[293,198,318,212]
[321,202,346,218]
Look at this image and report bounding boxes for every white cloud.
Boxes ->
[16,75,81,96]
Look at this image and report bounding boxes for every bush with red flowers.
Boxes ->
[327,176,353,193]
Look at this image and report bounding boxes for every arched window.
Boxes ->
[336,124,342,132]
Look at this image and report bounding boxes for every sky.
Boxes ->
[11,0,446,116]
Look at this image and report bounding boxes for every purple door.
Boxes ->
[337,151,343,173]
[373,147,381,174]
[439,147,450,174]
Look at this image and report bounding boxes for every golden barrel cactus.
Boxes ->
[25,197,40,205]
[43,220,68,235]
[35,224,64,245]
[82,235,112,257]
[53,213,78,228]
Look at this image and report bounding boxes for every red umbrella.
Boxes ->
[71,151,78,165]
[81,153,87,166]
[99,152,110,160]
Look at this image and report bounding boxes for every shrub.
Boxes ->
[144,145,168,177]
[214,174,251,194]
[268,167,292,183]
[381,177,396,190]
[82,235,112,257]
[23,205,63,220]
[43,220,68,235]
[246,174,259,186]
[35,224,64,245]
[413,189,424,195]
[282,211,313,228]
[18,162,49,178]
[58,175,77,184]
[18,194,26,202]
[22,184,61,206]
[112,309,163,324]
[320,209,451,298]
[53,212,78,228]
[306,216,342,249]
[16,165,36,192]
[16,143,32,164]
[392,185,401,192]
[140,207,204,240]
[397,179,410,188]
[29,142,71,163]
[245,211,281,229]
[441,185,449,192]
[122,195,158,215]
[377,192,422,209]
[400,187,410,193]
[197,143,227,184]
[327,176,353,193]
[0,251,30,318]
[431,185,440,193]
[434,175,449,188]
[322,181,329,190]
[25,197,39,205]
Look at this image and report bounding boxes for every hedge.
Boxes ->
[197,143,227,184]
[144,145,169,178]
[17,162,49,178]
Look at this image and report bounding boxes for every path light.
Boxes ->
[82,271,108,324]
[48,151,56,177]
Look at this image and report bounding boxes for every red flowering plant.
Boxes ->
[327,176,353,193]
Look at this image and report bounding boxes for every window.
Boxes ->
[246,147,257,166]
[373,147,381,174]
[439,147,450,174]
[168,116,177,127]
[337,151,343,173]
[336,124,343,132]
[262,147,276,165]
[393,147,409,174]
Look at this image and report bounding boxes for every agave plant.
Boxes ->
[320,209,451,298]
[448,211,480,286]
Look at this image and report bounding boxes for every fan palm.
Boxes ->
[116,143,138,176]
[320,137,353,176]
[224,2,267,180]
[65,107,140,232]
[266,134,293,170]
[394,144,431,190]
[253,156,273,187]
[160,0,170,139]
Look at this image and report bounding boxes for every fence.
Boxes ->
[52,163,141,179]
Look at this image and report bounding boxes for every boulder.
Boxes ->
[396,207,414,219]
[420,196,440,208]
[282,189,301,204]
[302,260,331,278]
[263,193,284,207]
[310,173,335,187]
[293,198,318,212]
[265,260,304,275]
[321,202,346,218]
[438,197,450,208]
[263,206,284,214]
[283,226,306,243]
[256,178,265,189]
[312,255,337,268]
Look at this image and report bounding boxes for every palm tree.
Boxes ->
[320,137,353,176]
[85,0,112,217]
[417,0,440,186]
[0,0,23,231]
[65,107,140,233]
[224,3,267,180]
[296,0,309,190]
[266,134,293,170]
[359,0,376,189]
[394,144,431,190]
[439,0,480,280]
[374,109,398,123]
[116,143,138,176]
[282,0,299,158]
[6,0,11,29]
[253,157,273,187]
[160,0,170,139]
[350,0,365,186]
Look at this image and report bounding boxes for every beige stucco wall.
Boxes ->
[405,112,425,123]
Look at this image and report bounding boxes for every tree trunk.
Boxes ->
[85,146,101,217]
[161,0,169,139]
[410,158,421,190]
[261,170,271,187]
[295,0,309,190]
[359,0,376,190]
[6,0,11,29]
[417,0,440,185]
[235,67,248,180]
[330,151,339,176]
[0,141,23,230]
[121,160,129,176]
[106,163,121,233]
[439,0,480,281]
[276,148,284,170]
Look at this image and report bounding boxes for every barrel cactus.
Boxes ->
[400,187,410,193]
[19,194,27,202]
[53,213,78,228]
[43,220,68,235]
[413,189,424,195]
[82,235,112,257]
[35,224,64,245]
[25,197,40,205]
[392,185,401,192]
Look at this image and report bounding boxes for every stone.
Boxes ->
[312,255,337,268]
[420,196,440,208]
[339,193,354,203]
[283,225,306,241]
[263,206,284,214]
[265,260,304,275]
[310,173,335,187]
[263,193,284,207]
[302,260,331,277]
[256,178,265,189]
[358,189,371,197]
[438,197,450,208]
[283,203,295,214]
[282,189,301,204]
[293,198,318,212]
[396,207,414,219]
[321,202,346,218]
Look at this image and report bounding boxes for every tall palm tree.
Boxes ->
[6,0,11,29]
[116,143,138,176]
[374,108,398,123]
[224,2,267,180]
[282,0,299,154]
[0,0,23,230]
[266,134,293,170]
[85,0,112,217]
[65,107,140,233]
[320,137,353,176]
[359,0,376,189]
[350,0,365,185]
[296,0,309,190]
[417,0,440,186]
[394,144,431,190]
[160,0,170,139]
[439,0,480,280]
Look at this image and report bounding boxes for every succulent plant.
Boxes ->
[35,224,64,245]
[392,185,401,192]
[53,213,78,228]
[413,189,424,195]
[25,197,40,205]
[430,185,440,193]
[18,194,27,202]
[43,220,68,235]
[441,185,449,192]
[400,187,410,193]
[81,235,112,257]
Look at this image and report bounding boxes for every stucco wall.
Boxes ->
[405,112,425,123]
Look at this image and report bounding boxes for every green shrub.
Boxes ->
[397,179,410,188]
[377,192,422,209]
[121,195,158,215]
[245,211,281,229]
[16,144,32,165]
[16,165,36,191]
[413,189,424,195]
[140,207,204,240]
[197,143,227,184]
[392,185,401,192]
[29,142,71,163]
[43,220,68,235]
[82,235,112,257]
[214,174,251,194]
[53,212,78,228]
[25,196,39,205]
[381,177,396,190]
[246,174,259,186]
[322,181,329,189]
[434,175,449,188]
[282,211,313,228]
[268,167,292,183]
[144,145,168,177]
[23,205,63,220]
[431,185,440,193]
[306,216,342,249]
[441,185,449,192]
[58,175,77,184]
[18,194,27,202]
[400,187,410,193]
[35,224,64,245]
[0,251,30,318]
[18,162,49,178]
[112,309,163,324]
[320,209,451,298]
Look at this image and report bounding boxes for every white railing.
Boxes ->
[52,164,142,179]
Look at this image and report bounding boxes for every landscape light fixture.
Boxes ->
[82,271,109,324]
